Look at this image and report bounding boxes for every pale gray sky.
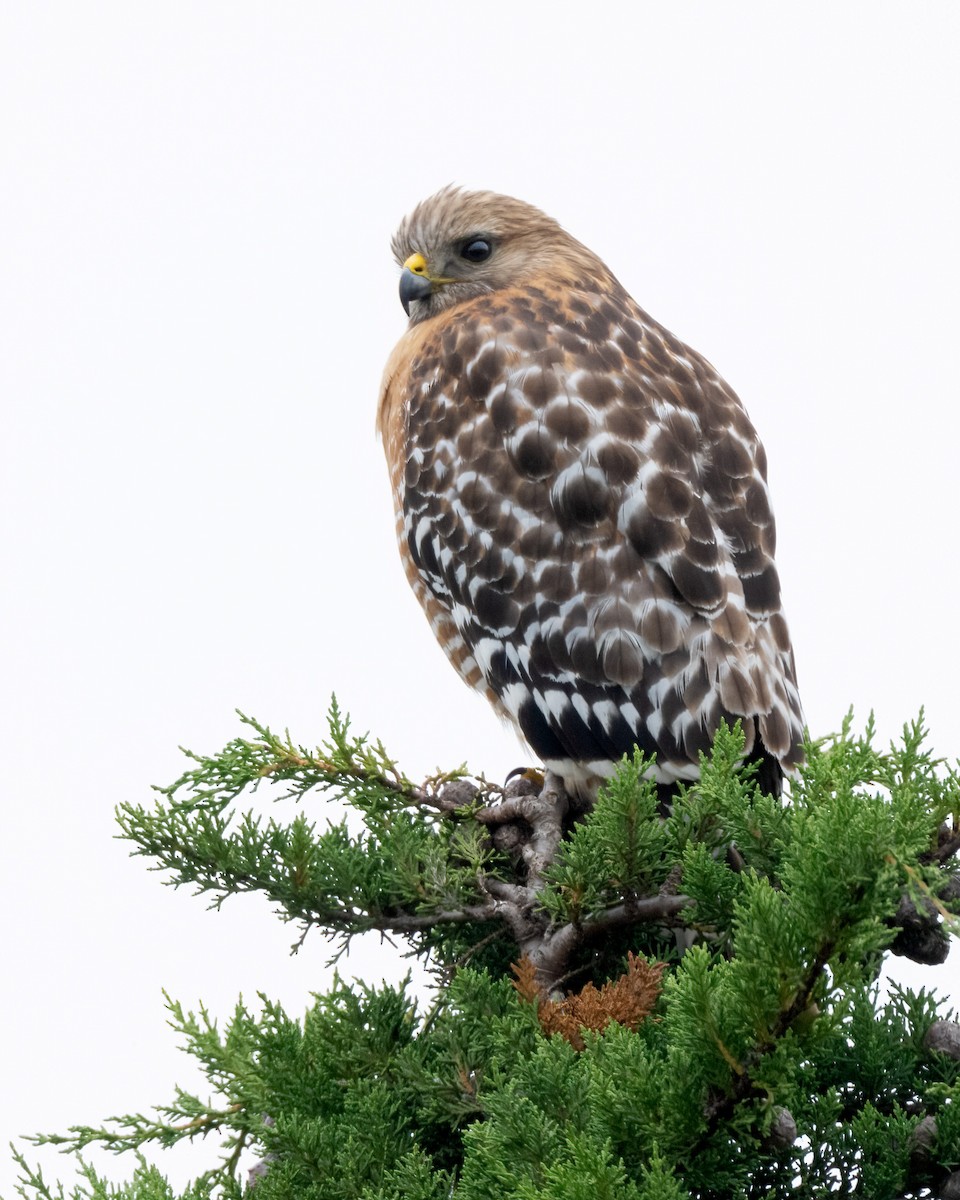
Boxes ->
[2,3,958,1193]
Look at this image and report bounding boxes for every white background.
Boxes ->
[2,3,958,1193]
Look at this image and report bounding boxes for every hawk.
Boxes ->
[378,187,803,804]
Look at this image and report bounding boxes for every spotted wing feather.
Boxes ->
[386,280,803,796]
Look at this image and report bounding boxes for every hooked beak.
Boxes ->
[399,251,455,316]
[399,265,434,315]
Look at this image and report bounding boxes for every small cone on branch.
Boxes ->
[924,1019,960,1060]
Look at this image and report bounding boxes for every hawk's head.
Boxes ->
[392,186,615,324]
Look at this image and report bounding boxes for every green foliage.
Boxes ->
[115,702,502,952]
[6,1155,225,1200]
[540,750,669,924]
[8,710,960,1199]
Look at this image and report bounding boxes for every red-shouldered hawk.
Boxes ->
[378,188,804,804]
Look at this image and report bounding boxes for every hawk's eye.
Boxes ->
[460,238,492,263]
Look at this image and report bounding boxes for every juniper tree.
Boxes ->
[8,707,960,1200]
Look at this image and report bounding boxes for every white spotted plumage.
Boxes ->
[379,188,804,802]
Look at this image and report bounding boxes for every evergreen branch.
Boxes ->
[577,894,693,937]
[897,860,959,926]
[698,936,837,1144]
[529,893,693,990]
[30,1101,244,1157]
[676,712,959,1164]
[156,701,493,816]
[124,724,697,982]
[928,826,960,864]
[357,903,500,930]
[167,1104,244,1135]
[7,1151,63,1200]
[15,710,960,1198]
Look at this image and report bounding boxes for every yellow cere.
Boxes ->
[403,252,428,276]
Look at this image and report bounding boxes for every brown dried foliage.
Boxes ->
[512,952,666,1051]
